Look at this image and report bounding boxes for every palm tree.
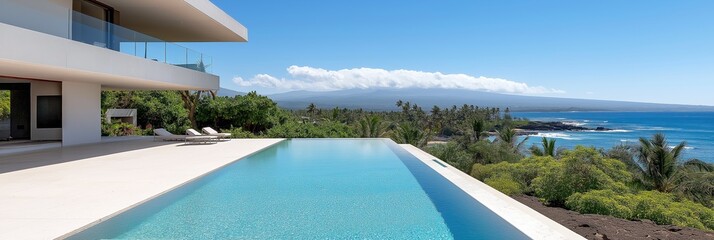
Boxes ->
[470,118,488,142]
[496,126,529,152]
[306,103,317,119]
[358,115,388,138]
[392,123,430,148]
[531,137,556,157]
[635,133,705,192]
[676,159,714,206]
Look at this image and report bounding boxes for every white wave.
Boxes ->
[562,121,587,127]
[582,129,633,133]
[529,132,582,140]
[635,127,681,131]
[603,121,609,123]
[605,129,633,133]
[667,146,695,150]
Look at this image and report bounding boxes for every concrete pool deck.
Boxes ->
[0,138,284,240]
[401,144,585,240]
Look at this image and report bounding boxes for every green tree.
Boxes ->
[635,133,708,192]
[306,103,317,119]
[676,160,714,207]
[496,126,529,152]
[530,137,557,157]
[357,115,388,138]
[196,92,282,133]
[470,118,488,142]
[102,90,190,133]
[392,122,430,147]
[0,90,9,120]
[179,90,215,129]
[266,120,356,138]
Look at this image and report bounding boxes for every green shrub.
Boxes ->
[532,146,632,205]
[426,142,473,173]
[630,191,714,231]
[514,156,557,188]
[0,90,9,120]
[566,190,714,231]
[102,121,144,136]
[471,156,556,194]
[266,120,357,138]
[484,174,523,195]
[228,127,257,138]
[468,141,522,164]
[196,93,283,133]
[566,190,633,219]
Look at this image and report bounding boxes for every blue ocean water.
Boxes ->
[70,139,527,239]
[512,112,714,163]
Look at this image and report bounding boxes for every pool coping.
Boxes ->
[398,143,586,240]
[56,139,286,239]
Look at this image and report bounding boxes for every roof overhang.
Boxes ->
[98,0,247,42]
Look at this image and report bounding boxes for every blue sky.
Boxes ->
[184,0,714,106]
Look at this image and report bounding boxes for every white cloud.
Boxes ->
[234,66,564,94]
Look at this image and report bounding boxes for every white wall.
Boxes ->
[31,81,62,141]
[0,22,219,90]
[62,81,100,146]
[0,0,72,38]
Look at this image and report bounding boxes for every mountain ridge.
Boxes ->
[266,88,714,112]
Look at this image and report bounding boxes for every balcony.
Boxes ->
[71,11,213,73]
[0,1,213,74]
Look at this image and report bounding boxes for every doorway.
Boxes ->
[0,83,30,140]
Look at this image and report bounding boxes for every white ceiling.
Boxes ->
[98,0,248,42]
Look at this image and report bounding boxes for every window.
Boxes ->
[37,96,62,128]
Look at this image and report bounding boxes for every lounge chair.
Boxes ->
[154,128,188,141]
[154,128,216,144]
[202,127,232,139]
[186,128,220,143]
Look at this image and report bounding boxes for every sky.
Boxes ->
[184,0,714,106]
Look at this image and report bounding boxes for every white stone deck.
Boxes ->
[0,138,284,240]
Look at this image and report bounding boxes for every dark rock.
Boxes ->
[517,121,612,132]
[594,232,610,240]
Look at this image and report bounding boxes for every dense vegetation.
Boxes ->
[0,90,9,120]
[100,90,714,231]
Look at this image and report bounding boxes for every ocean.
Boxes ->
[511,112,714,163]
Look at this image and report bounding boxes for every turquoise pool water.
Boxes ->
[70,139,528,239]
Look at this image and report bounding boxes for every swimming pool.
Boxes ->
[69,139,529,239]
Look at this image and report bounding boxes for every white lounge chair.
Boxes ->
[154,128,188,141]
[202,127,232,139]
[186,128,219,144]
[154,128,216,144]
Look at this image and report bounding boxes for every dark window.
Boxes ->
[37,96,62,128]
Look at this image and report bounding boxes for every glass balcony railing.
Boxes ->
[71,11,213,73]
[0,1,212,73]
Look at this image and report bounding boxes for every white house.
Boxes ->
[0,0,247,146]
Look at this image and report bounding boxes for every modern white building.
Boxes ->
[0,0,247,146]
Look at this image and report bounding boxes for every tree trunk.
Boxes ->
[179,90,202,129]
